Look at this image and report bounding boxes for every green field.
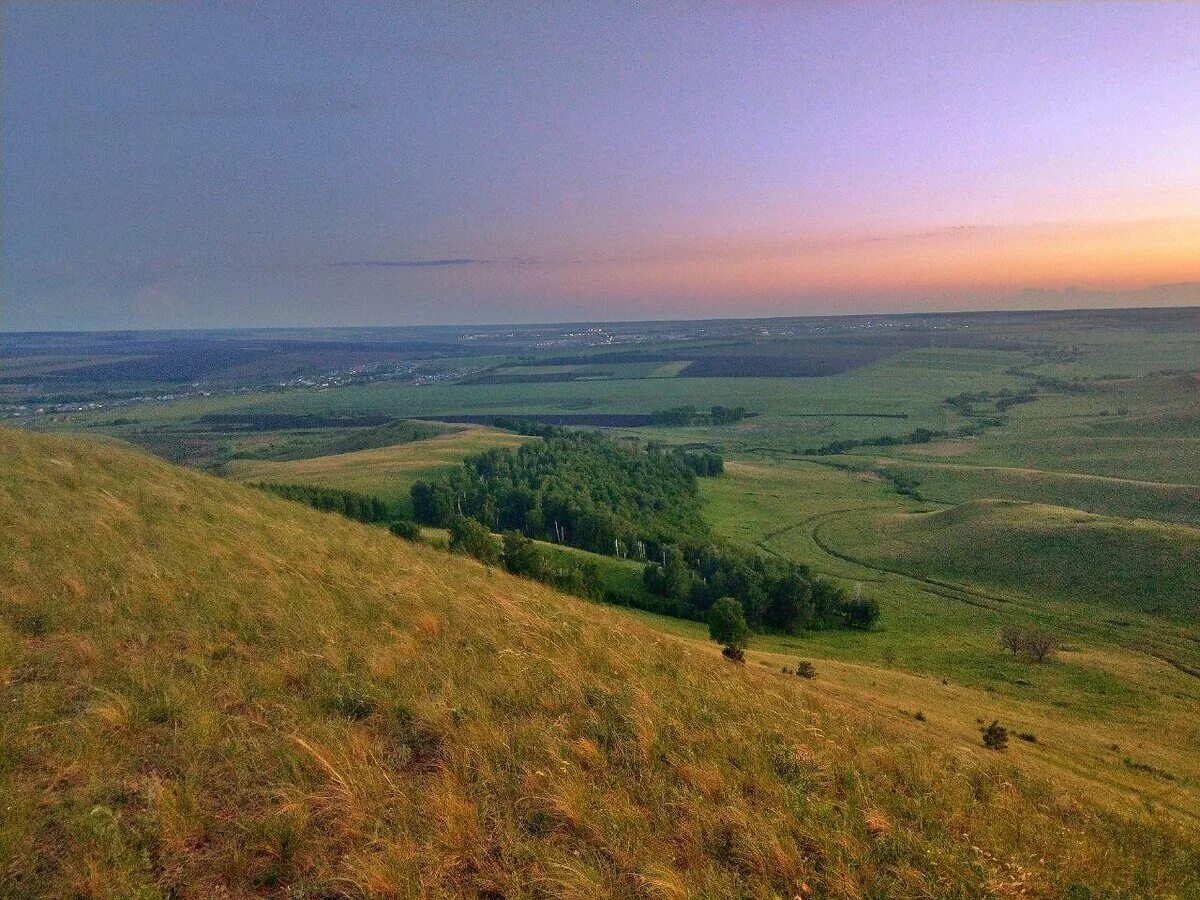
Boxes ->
[696,457,1200,823]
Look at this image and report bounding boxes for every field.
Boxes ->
[696,459,1200,823]
[5,307,1200,893]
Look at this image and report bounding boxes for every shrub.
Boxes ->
[448,516,501,565]
[709,597,750,651]
[914,710,926,722]
[501,530,542,576]
[388,519,422,541]
[843,595,880,630]
[981,720,1008,751]
[795,660,816,679]
[721,646,746,663]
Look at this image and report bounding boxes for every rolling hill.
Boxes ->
[837,499,1200,619]
[2,428,1198,898]
[223,425,531,515]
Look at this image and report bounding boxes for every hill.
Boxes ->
[872,459,1200,527]
[836,499,1200,619]
[1,429,1197,897]
[223,425,531,515]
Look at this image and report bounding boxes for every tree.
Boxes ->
[999,626,1026,655]
[1023,629,1058,662]
[843,595,880,630]
[501,530,542,577]
[708,596,750,660]
[644,546,694,602]
[766,571,811,634]
[998,626,1058,662]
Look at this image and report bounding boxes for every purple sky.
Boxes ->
[3,1,1198,330]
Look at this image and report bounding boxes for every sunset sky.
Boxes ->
[4,1,1198,330]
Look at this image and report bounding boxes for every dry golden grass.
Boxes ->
[223,425,531,508]
[2,428,1198,898]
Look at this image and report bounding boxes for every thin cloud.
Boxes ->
[329,258,487,268]
[329,257,548,269]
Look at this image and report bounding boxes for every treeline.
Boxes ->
[944,388,1038,417]
[411,429,710,555]
[255,482,389,523]
[1005,367,1087,394]
[413,428,878,636]
[647,405,751,427]
[800,426,968,456]
[675,448,724,476]
[441,518,612,601]
[643,543,878,632]
[200,413,392,430]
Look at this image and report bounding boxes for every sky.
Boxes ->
[3,1,1199,331]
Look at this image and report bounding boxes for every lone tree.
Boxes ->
[708,596,750,662]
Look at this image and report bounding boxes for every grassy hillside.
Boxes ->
[699,458,1200,821]
[841,499,1200,619]
[224,426,531,515]
[2,429,1199,898]
[871,459,1200,526]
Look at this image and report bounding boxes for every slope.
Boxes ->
[223,425,531,515]
[835,499,1200,619]
[1,428,1197,898]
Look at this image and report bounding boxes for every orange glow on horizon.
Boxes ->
[463,218,1200,308]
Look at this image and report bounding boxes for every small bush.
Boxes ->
[11,609,51,636]
[914,710,926,722]
[1017,732,1038,743]
[448,516,501,565]
[323,690,375,721]
[981,720,1008,751]
[795,660,816,679]
[721,646,746,663]
[388,519,422,541]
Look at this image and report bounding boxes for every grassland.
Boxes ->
[698,458,1200,823]
[225,426,531,515]
[4,427,1200,898]
[905,375,1200,485]
[5,309,1200,895]
[834,499,1200,619]
[870,458,1200,526]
